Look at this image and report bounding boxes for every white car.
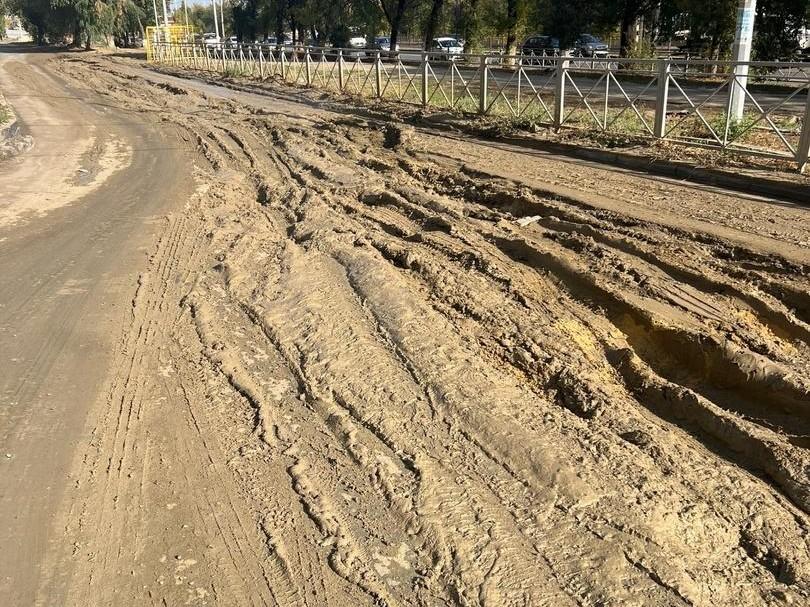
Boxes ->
[202,33,220,47]
[431,37,464,60]
[345,36,367,57]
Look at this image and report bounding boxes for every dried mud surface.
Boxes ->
[45,54,810,606]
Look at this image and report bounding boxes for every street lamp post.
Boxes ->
[212,0,219,41]
[730,0,757,121]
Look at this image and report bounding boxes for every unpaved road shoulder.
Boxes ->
[4,48,810,607]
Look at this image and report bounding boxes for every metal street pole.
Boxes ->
[211,0,219,40]
[730,0,757,121]
[219,0,226,40]
[162,0,170,28]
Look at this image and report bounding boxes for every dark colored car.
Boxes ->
[365,36,400,56]
[574,34,608,58]
[521,35,560,57]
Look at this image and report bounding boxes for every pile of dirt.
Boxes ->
[51,54,810,606]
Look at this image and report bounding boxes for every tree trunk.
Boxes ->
[423,0,444,50]
[620,9,634,57]
[388,0,408,53]
[85,30,92,51]
[462,0,480,52]
[275,4,285,42]
[73,22,82,47]
[503,0,519,64]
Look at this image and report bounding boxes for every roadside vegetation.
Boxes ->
[7,0,810,62]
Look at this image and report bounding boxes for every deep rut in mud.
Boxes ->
[50,55,810,606]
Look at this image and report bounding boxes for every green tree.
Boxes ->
[678,0,737,59]
[753,0,808,60]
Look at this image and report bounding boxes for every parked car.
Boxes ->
[431,37,464,60]
[340,35,367,57]
[202,32,220,47]
[521,34,560,59]
[443,33,466,48]
[366,36,399,56]
[574,34,608,58]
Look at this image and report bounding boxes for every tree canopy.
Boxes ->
[7,0,810,60]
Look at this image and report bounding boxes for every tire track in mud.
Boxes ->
[52,54,810,606]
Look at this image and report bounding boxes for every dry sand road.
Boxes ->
[1,48,809,606]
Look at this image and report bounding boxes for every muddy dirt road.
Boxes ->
[0,48,194,603]
[2,47,809,606]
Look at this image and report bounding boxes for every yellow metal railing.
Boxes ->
[145,25,195,62]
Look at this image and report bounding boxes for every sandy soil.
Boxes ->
[3,49,809,606]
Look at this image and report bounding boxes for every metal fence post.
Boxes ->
[653,59,671,138]
[375,51,382,98]
[603,63,610,129]
[305,48,312,86]
[338,49,345,90]
[797,88,810,172]
[221,45,226,73]
[259,46,265,79]
[553,57,569,129]
[421,52,429,106]
[478,55,488,114]
[280,48,286,80]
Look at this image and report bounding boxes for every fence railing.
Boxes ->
[151,42,810,172]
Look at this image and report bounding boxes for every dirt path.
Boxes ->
[2,48,809,606]
[0,48,194,604]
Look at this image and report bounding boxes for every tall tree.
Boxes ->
[679,0,737,59]
[753,0,808,59]
[423,0,444,48]
[376,0,411,51]
[613,0,659,56]
[503,0,519,55]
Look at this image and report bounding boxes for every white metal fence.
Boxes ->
[151,42,810,172]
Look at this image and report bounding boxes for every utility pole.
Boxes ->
[162,0,170,28]
[211,0,219,40]
[730,0,757,121]
[219,0,226,40]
